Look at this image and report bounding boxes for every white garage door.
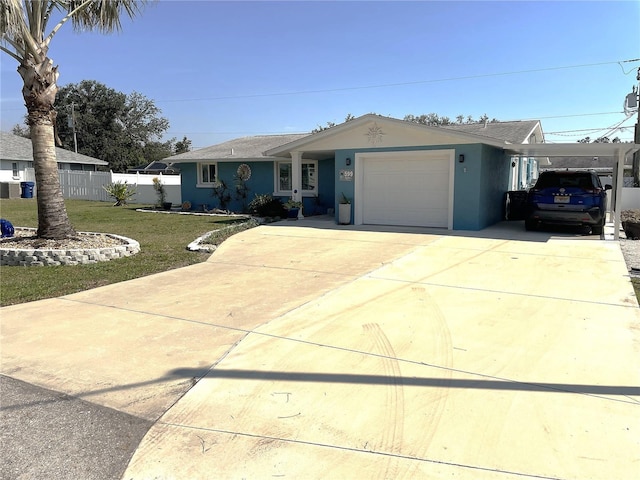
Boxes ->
[361,151,451,228]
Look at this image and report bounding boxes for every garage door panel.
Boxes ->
[365,207,447,227]
[362,153,450,228]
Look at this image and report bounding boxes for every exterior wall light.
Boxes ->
[346,157,352,166]
[458,154,465,163]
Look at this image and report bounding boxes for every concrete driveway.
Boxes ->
[1,219,639,479]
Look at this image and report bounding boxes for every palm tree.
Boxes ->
[0,0,149,238]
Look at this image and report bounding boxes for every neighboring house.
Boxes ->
[0,131,108,185]
[542,156,616,186]
[540,155,636,185]
[168,114,545,230]
[127,160,180,175]
[543,155,617,171]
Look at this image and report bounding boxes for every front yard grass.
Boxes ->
[633,278,640,304]
[0,199,248,306]
[2,199,640,307]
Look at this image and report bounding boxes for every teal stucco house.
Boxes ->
[166,114,545,230]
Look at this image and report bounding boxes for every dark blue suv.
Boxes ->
[525,170,612,234]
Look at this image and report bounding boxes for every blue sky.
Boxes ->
[1,0,639,150]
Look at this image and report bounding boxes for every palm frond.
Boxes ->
[0,0,27,38]
[1,0,43,61]
[67,0,147,33]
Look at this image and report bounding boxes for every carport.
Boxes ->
[505,142,640,240]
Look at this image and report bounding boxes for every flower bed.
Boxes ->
[0,228,140,266]
[622,210,640,240]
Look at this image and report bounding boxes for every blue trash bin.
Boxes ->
[20,181,35,199]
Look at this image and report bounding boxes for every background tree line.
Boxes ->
[312,112,498,132]
[13,80,191,172]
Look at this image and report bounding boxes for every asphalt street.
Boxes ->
[0,375,152,480]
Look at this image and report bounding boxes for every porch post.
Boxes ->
[614,148,624,240]
[291,151,304,218]
[509,156,518,191]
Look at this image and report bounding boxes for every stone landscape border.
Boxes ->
[0,228,140,266]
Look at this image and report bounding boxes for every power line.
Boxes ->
[545,116,635,139]
[546,126,635,135]
[548,128,622,134]
[519,111,623,121]
[2,59,638,112]
[165,112,632,137]
[155,59,640,103]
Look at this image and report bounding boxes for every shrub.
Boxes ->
[622,210,640,223]
[201,218,259,246]
[152,177,166,207]
[103,181,136,206]
[212,180,231,210]
[248,194,287,218]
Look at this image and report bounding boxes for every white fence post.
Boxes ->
[622,187,640,210]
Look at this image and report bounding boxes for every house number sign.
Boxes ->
[339,169,354,182]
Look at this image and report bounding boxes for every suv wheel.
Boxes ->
[592,222,604,236]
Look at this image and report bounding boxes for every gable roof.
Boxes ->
[167,133,309,163]
[266,114,517,157]
[265,115,549,159]
[164,115,545,164]
[0,131,108,166]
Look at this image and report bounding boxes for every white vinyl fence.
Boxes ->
[622,187,640,210]
[24,169,181,205]
[111,172,181,205]
[21,168,640,211]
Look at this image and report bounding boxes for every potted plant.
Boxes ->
[284,198,303,219]
[338,193,351,225]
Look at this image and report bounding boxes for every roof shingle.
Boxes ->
[168,134,309,163]
[0,131,108,166]
[442,120,540,144]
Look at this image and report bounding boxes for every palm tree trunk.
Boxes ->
[30,122,76,238]
[19,57,76,239]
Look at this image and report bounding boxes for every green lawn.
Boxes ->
[2,199,640,307]
[0,199,248,306]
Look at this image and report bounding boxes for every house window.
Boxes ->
[197,162,217,186]
[12,162,18,178]
[275,160,317,195]
[302,163,317,191]
[278,162,292,191]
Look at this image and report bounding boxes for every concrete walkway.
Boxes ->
[1,219,639,479]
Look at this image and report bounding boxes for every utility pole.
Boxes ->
[68,102,78,153]
[633,67,640,186]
